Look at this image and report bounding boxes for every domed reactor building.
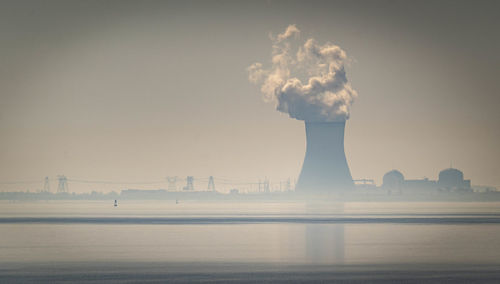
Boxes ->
[382,170,405,193]
[438,168,471,190]
[295,121,354,193]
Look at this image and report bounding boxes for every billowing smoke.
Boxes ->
[248,25,357,122]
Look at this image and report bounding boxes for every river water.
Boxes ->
[1,200,500,282]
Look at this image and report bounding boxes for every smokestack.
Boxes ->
[296,121,353,192]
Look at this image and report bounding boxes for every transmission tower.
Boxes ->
[43,176,50,192]
[57,175,68,193]
[258,178,270,193]
[183,176,194,191]
[207,176,216,192]
[167,176,178,191]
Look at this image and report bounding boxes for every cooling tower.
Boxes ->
[296,121,354,192]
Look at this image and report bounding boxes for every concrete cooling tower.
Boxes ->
[296,121,354,193]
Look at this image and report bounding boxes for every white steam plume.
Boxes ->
[248,25,357,122]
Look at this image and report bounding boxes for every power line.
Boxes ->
[67,179,167,185]
[0,176,295,192]
[0,180,42,185]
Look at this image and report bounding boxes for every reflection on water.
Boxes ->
[305,202,345,264]
[1,201,500,265]
[306,224,345,264]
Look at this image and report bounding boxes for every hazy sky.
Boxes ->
[1,0,499,192]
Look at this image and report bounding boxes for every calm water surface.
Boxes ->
[1,201,500,282]
[1,200,499,264]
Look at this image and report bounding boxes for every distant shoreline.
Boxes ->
[2,216,500,225]
[2,190,500,202]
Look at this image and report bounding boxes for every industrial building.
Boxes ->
[382,168,472,194]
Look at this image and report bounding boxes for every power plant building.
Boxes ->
[438,168,471,190]
[382,170,404,192]
[382,168,472,193]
